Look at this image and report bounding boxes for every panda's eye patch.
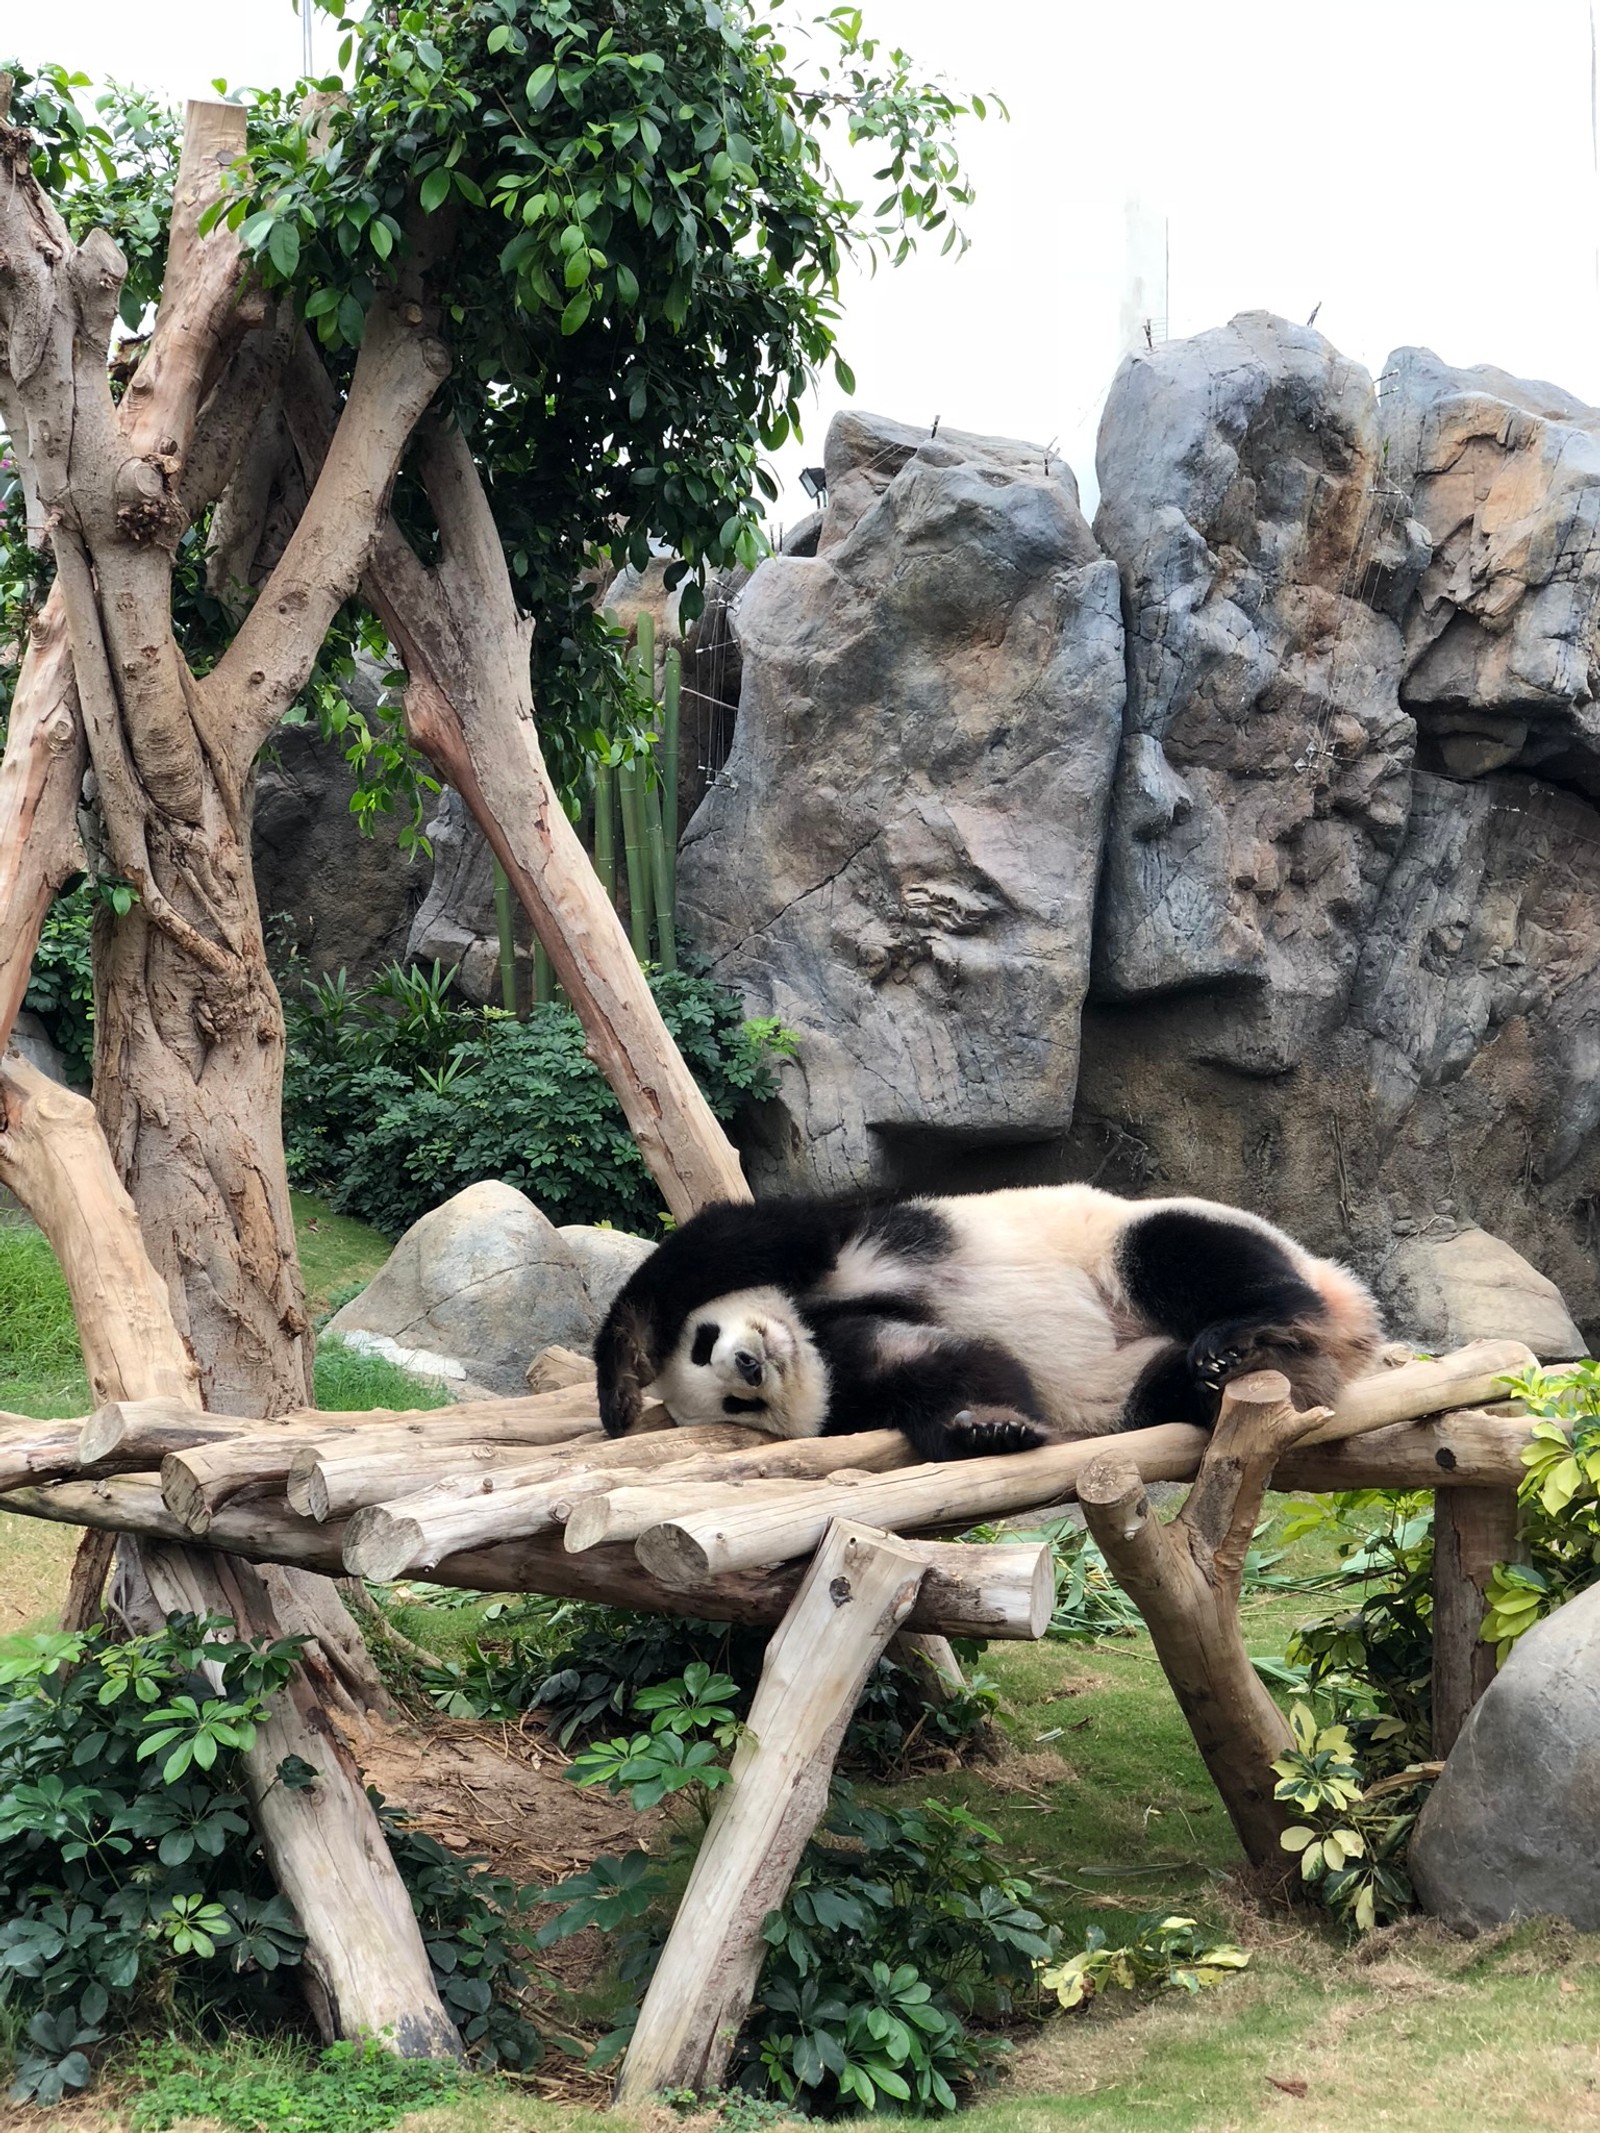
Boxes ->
[690,1322,719,1368]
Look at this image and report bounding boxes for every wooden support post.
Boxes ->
[615,1521,927,2103]
[140,1545,460,2055]
[59,1528,117,1631]
[0,1053,456,2054]
[1077,1372,1322,1870]
[1432,1487,1524,1758]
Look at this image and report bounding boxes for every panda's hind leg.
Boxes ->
[815,1314,1049,1461]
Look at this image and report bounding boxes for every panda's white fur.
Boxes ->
[602,1182,1384,1454]
[648,1285,831,1437]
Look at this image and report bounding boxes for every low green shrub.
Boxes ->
[128,2037,466,2133]
[539,1667,1054,2115]
[0,1618,550,2104]
[0,1617,310,2104]
[396,1597,997,1778]
[283,958,794,1235]
[1272,1702,1421,1935]
[1037,1911,1249,2012]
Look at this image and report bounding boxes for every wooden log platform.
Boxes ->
[0,1341,1542,1626]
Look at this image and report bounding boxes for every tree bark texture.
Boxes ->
[0,99,449,1417]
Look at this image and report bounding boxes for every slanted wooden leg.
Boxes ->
[141,1544,460,2057]
[1432,1487,1522,1757]
[614,1520,927,2103]
[888,1629,967,1705]
[1078,1372,1324,1870]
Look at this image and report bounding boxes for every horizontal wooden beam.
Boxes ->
[0,1474,1052,1639]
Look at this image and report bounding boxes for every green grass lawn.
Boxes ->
[0,1193,426,1636]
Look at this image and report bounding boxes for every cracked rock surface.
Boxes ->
[678,410,1126,1193]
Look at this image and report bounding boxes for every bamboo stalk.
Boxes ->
[532,939,554,1005]
[617,755,652,961]
[593,754,617,904]
[662,642,680,914]
[491,855,519,1016]
[642,774,677,971]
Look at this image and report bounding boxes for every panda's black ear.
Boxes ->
[595,1298,654,1437]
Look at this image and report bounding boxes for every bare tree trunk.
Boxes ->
[279,364,750,1222]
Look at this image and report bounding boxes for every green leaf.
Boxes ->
[560,291,592,336]
[419,167,452,214]
[266,219,301,279]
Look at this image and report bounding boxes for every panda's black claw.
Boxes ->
[945,1406,1048,1456]
[1189,1332,1249,1389]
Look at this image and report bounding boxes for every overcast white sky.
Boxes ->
[13,0,1600,524]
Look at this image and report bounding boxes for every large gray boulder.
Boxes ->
[7,1012,74,1088]
[326,1181,606,1395]
[679,410,1127,1192]
[557,1224,655,1319]
[1412,1581,1600,1931]
[1091,311,1428,1072]
[1061,318,1600,1345]
[1382,1226,1588,1360]
[406,787,504,1004]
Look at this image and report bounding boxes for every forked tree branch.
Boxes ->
[206,299,450,767]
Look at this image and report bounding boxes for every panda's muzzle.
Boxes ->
[733,1348,765,1386]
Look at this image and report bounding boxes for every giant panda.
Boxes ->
[594,1184,1383,1462]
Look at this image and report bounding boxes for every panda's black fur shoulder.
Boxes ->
[594,1187,1382,1461]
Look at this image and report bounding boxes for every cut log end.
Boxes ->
[159,1450,214,1535]
[286,1449,327,1523]
[343,1506,426,1583]
[635,1519,715,1589]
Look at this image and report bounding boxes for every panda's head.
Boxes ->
[646,1286,829,1439]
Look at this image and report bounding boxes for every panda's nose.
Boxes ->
[734,1349,764,1385]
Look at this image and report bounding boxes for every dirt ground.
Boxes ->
[361,1713,661,1891]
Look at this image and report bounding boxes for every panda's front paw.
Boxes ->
[1188,1330,1248,1391]
[948,1406,1048,1456]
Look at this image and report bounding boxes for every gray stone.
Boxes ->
[406,787,504,1005]
[254,665,423,983]
[679,409,1127,1192]
[1064,317,1600,1347]
[1412,1580,1600,1932]
[1091,310,1429,1072]
[556,1224,655,1319]
[1381,1227,1587,1359]
[7,1011,73,1088]
[1381,349,1600,798]
[325,1180,594,1395]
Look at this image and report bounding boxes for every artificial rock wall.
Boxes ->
[678,315,1600,1345]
